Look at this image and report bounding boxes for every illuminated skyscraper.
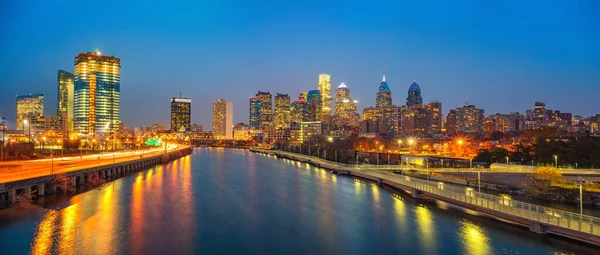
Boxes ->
[212,98,233,139]
[446,104,485,134]
[406,81,423,107]
[334,82,360,127]
[317,74,332,116]
[290,100,308,123]
[307,90,323,122]
[361,107,382,133]
[170,96,191,132]
[274,93,291,128]
[425,101,442,134]
[249,97,262,130]
[256,91,273,130]
[376,71,392,108]
[57,70,74,134]
[73,50,121,135]
[16,93,44,130]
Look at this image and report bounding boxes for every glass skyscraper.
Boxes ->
[406,81,423,107]
[73,50,121,135]
[171,96,192,132]
[249,97,262,130]
[307,89,322,122]
[57,70,74,134]
[376,72,392,108]
[16,93,44,130]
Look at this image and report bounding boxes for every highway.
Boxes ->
[0,145,182,183]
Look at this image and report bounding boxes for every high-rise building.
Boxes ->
[400,105,427,135]
[256,91,273,130]
[334,83,360,127]
[57,70,75,134]
[152,123,165,132]
[376,71,392,108]
[249,97,262,130]
[533,102,546,121]
[212,98,233,139]
[29,115,68,137]
[290,100,308,123]
[425,101,442,134]
[317,74,332,116]
[16,93,44,130]
[361,107,382,133]
[446,104,485,134]
[274,93,291,128]
[170,96,191,132]
[483,113,525,134]
[307,90,323,122]
[406,81,423,107]
[381,106,400,135]
[73,50,121,135]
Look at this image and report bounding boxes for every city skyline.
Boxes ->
[1,0,599,128]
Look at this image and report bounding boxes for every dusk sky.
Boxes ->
[1,0,598,129]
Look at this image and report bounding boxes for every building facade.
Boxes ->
[334,82,360,127]
[170,96,191,132]
[317,74,332,116]
[446,105,485,134]
[406,81,423,107]
[376,72,392,108]
[256,91,273,130]
[249,97,262,130]
[307,90,323,122]
[274,93,291,128]
[57,70,74,134]
[212,98,233,139]
[16,93,44,130]
[290,100,309,124]
[73,50,121,135]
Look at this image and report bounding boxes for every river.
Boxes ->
[0,147,596,254]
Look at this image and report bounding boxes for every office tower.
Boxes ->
[256,91,273,130]
[317,74,332,116]
[533,102,546,121]
[406,81,423,107]
[290,100,308,123]
[445,104,485,134]
[483,113,525,134]
[29,115,68,137]
[334,82,360,127]
[249,97,262,130]
[307,90,323,121]
[73,50,121,135]
[16,93,44,130]
[381,106,400,135]
[361,107,382,133]
[212,98,233,139]
[274,93,291,128]
[170,96,191,132]
[376,71,392,108]
[57,70,75,134]
[425,101,442,134]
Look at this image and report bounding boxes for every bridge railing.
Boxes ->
[364,171,600,236]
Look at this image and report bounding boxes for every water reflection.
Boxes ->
[58,203,79,254]
[415,205,436,254]
[31,210,58,254]
[458,220,492,255]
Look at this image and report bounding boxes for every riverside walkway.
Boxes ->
[251,148,600,246]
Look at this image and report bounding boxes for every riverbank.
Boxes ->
[251,148,600,247]
[0,146,192,209]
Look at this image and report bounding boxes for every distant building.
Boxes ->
[29,115,68,137]
[406,81,423,107]
[333,82,360,128]
[249,97,262,130]
[170,96,191,132]
[361,107,382,134]
[73,50,120,135]
[212,98,233,139]
[425,101,442,134]
[16,93,44,130]
[290,100,309,124]
[57,70,74,133]
[152,123,165,132]
[375,71,392,108]
[298,121,322,144]
[446,104,485,134]
[317,74,332,116]
[256,91,273,130]
[400,105,427,135]
[274,93,291,128]
[191,124,203,133]
[307,90,323,122]
[381,106,400,135]
[483,113,525,134]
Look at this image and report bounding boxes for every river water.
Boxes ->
[0,148,596,254]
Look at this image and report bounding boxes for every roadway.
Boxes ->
[0,145,182,183]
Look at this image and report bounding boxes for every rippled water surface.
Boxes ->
[0,148,596,254]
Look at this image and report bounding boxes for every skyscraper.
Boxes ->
[425,101,442,134]
[249,97,262,130]
[16,93,44,130]
[406,81,423,107]
[307,89,323,122]
[317,74,332,116]
[445,104,485,134]
[334,82,360,127]
[376,71,392,108]
[170,96,191,132]
[212,98,233,139]
[256,91,273,130]
[274,93,291,128]
[57,70,74,134]
[290,100,308,123]
[73,50,121,135]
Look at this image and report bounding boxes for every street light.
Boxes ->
[397,139,402,149]
[553,155,558,167]
[578,177,584,215]
[23,119,31,143]
[505,156,509,165]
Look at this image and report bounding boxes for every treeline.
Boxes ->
[474,136,600,168]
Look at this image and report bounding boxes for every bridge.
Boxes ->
[251,148,600,246]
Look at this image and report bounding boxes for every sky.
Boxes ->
[1,0,599,129]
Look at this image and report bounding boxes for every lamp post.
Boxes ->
[553,155,558,168]
[578,177,584,215]
[334,151,337,163]
[23,119,31,143]
[397,139,402,150]
[478,171,481,192]
[408,139,414,154]
[505,156,509,165]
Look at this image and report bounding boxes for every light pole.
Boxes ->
[578,177,584,215]
[388,153,390,165]
[553,155,558,168]
[334,151,337,163]
[478,171,481,192]
[397,139,402,150]
[408,139,414,154]
[469,158,472,169]
[505,156,509,165]
[23,119,31,143]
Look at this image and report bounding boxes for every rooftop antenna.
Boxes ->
[466,97,469,106]
[179,92,182,98]
[382,68,387,82]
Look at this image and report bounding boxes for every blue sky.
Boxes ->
[1,0,599,129]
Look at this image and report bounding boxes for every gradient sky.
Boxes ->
[1,0,599,129]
